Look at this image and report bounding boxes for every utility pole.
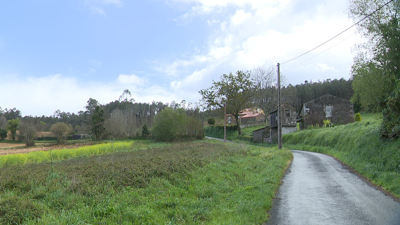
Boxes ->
[277,63,282,149]
[224,103,227,143]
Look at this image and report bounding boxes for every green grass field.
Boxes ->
[204,125,266,143]
[283,113,400,198]
[0,139,292,224]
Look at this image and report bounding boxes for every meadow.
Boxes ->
[0,139,292,224]
[283,113,400,198]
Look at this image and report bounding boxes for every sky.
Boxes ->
[0,0,363,117]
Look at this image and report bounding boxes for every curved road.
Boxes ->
[266,150,400,225]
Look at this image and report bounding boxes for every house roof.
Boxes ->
[239,108,265,118]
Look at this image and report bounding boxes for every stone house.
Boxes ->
[227,108,265,128]
[297,94,354,130]
[253,104,297,143]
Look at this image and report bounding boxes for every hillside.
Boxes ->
[283,113,400,198]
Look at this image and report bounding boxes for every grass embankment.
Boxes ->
[283,113,400,198]
[204,125,265,143]
[0,140,292,224]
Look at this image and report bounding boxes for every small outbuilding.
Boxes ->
[253,104,297,143]
[297,94,354,130]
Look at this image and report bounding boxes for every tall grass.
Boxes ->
[284,114,400,198]
[0,141,168,168]
[0,140,292,224]
[204,125,265,143]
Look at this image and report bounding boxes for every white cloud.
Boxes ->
[117,74,147,86]
[316,63,335,72]
[231,10,251,26]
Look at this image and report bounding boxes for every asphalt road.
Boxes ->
[266,150,400,225]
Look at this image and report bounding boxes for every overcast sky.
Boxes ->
[0,0,362,116]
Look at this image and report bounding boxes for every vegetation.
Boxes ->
[152,108,203,142]
[207,117,215,125]
[50,122,70,144]
[0,129,7,140]
[355,113,362,122]
[91,106,106,141]
[18,122,36,147]
[204,125,265,143]
[141,124,150,137]
[200,71,259,135]
[349,0,400,137]
[283,113,400,198]
[0,140,292,224]
[6,119,20,141]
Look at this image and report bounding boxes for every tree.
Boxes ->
[207,117,216,125]
[199,70,258,135]
[92,106,106,141]
[6,119,20,141]
[0,115,7,129]
[0,129,7,140]
[142,124,150,137]
[349,0,400,137]
[152,107,186,142]
[19,121,36,147]
[50,122,70,144]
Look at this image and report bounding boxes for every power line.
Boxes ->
[283,33,356,72]
[280,0,395,65]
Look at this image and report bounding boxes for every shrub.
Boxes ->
[207,117,216,125]
[152,108,203,142]
[18,122,36,147]
[0,129,7,140]
[6,119,20,141]
[355,113,362,122]
[142,124,150,137]
[50,122,70,144]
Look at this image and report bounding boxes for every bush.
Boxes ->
[50,122,71,144]
[355,113,362,122]
[142,124,150,137]
[18,122,36,147]
[152,108,204,142]
[0,129,7,140]
[207,117,216,125]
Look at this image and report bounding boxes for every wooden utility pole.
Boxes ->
[277,63,283,149]
[224,103,227,143]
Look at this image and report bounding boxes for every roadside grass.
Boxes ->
[0,140,292,224]
[204,125,265,143]
[283,113,400,198]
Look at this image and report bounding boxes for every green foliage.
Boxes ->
[207,117,216,125]
[152,108,203,142]
[18,122,36,147]
[92,106,106,141]
[6,119,20,141]
[204,125,264,143]
[141,124,149,136]
[0,141,292,224]
[0,129,7,140]
[283,114,400,198]
[355,113,362,122]
[349,0,400,137]
[200,70,258,135]
[50,122,70,144]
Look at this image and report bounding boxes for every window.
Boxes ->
[325,105,333,117]
[285,110,290,117]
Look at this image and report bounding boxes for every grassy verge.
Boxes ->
[204,125,265,143]
[0,140,292,224]
[283,113,400,198]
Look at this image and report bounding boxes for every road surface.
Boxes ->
[266,150,400,225]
